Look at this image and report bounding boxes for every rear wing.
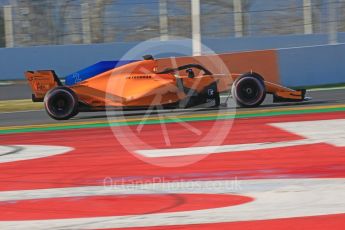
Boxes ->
[25,70,62,102]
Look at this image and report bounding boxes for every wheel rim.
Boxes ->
[239,81,259,101]
[235,77,264,106]
[46,91,75,118]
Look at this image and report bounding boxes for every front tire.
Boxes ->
[44,87,79,120]
[232,73,266,107]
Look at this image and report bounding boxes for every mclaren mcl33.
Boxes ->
[25,55,309,120]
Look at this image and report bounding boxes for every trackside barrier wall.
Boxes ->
[0,33,345,87]
[161,43,345,87]
[278,44,345,87]
[0,40,192,80]
[203,33,345,53]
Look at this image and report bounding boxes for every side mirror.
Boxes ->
[143,55,154,60]
[186,68,195,78]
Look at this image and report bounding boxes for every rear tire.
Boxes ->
[232,73,266,108]
[44,87,79,120]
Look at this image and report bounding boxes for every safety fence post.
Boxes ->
[159,0,168,41]
[81,2,91,44]
[233,0,243,37]
[3,5,14,48]
[191,0,201,56]
[303,0,313,34]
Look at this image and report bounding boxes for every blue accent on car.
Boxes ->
[65,60,138,86]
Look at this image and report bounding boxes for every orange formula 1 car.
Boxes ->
[25,55,309,120]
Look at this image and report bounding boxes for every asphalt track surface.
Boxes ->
[0,86,345,127]
[0,82,31,100]
[0,85,345,229]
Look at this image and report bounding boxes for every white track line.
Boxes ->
[136,139,319,158]
[0,178,344,229]
[0,81,14,86]
[136,119,345,158]
[0,145,73,163]
[308,86,345,91]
